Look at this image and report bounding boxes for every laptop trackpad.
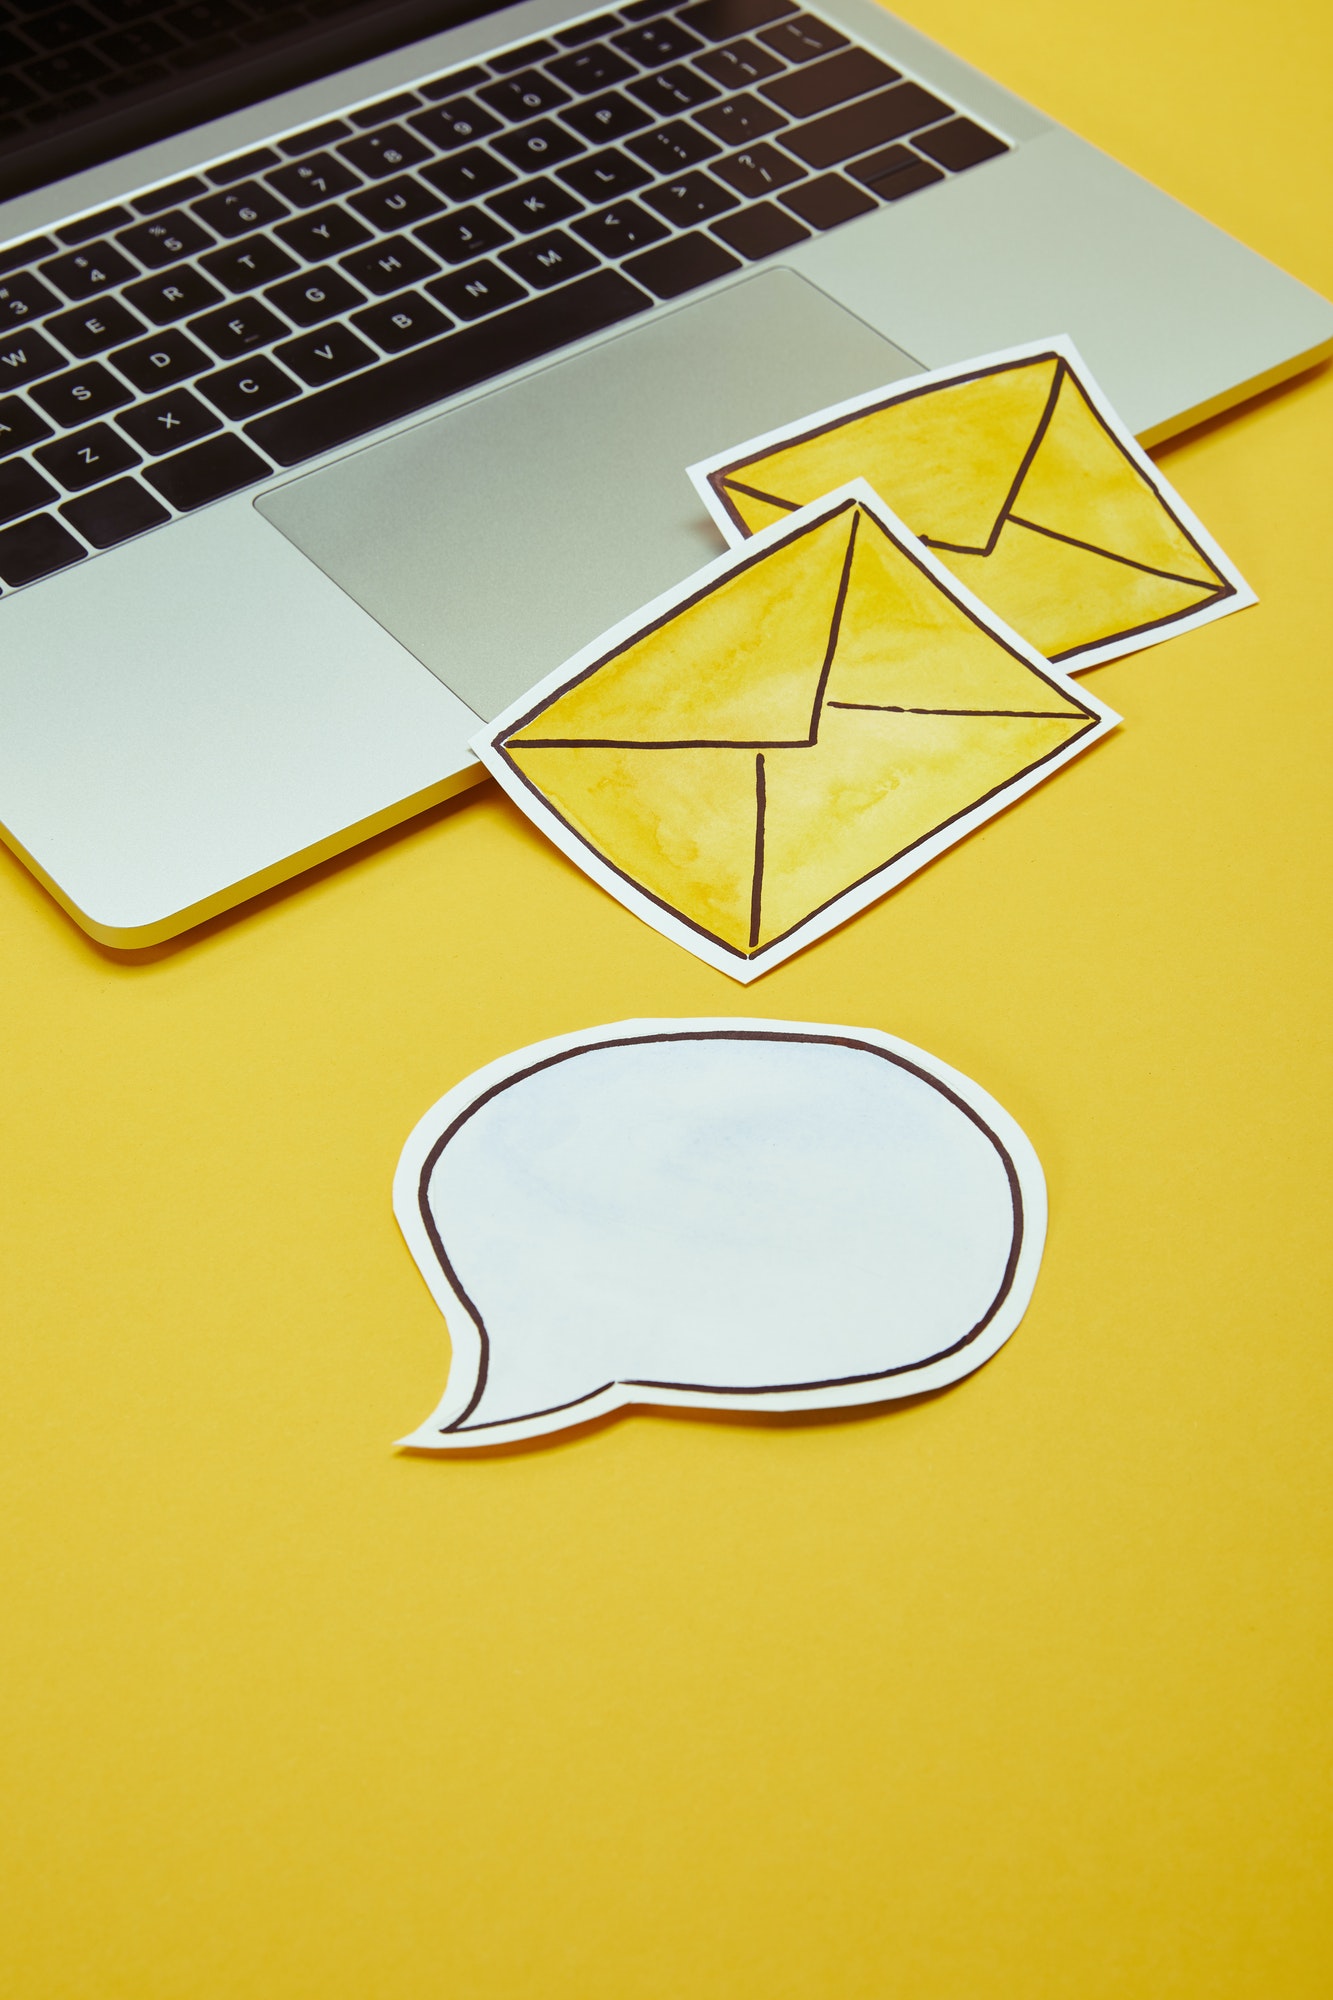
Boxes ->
[255,269,919,723]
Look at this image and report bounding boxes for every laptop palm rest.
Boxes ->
[256,269,920,723]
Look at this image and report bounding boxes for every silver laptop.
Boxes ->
[0,0,1327,946]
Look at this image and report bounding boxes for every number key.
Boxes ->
[39,244,137,301]
[613,21,705,66]
[409,99,502,151]
[0,270,62,324]
[337,125,430,179]
[117,210,215,269]
[193,182,290,239]
[266,152,361,207]
[478,70,571,120]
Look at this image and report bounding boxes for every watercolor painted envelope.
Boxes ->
[475,483,1119,982]
[689,337,1254,673]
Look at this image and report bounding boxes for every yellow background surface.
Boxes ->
[2,1,1330,1991]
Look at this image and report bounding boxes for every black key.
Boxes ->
[200,233,298,292]
[266,152,361,207]
[111,327,210,391]
[275,324,377,388]
[193,182,289,238]
[275,204,371,262]
[762,47,899,118]
[189,299,289,359]
[559,148,651,202]
[408,99,502,151]
[60,204,133,246]
[546,44,636,94]
[642,171,738,228]
[714,142,804,198]
[679,0,796,37]
[31,362,130,427]
[61,476,170,549]
[118,389,220,455]
[623,230,740,298]
[0,455,57,524]
[125,265,223,325]
[0,332,65,387]
[427,260,527,322]
[849,144,944,200]
[493,119,584,173]
[248,269,650,466]
[489,176,582,233]
[627,66,719,116]
[0,270,64,323]
[116,210,214,268]
[780,172,875,228]
[133,178,208,217]
[418,65,491,99]
[352,291,452,354]
[915,118,1008,172]
[34,422,141,492]
[0,237,57,278]
[421,147,515,202]
[695,92,786,144]
[348,92,422,129]
[0,513,84,586]
[0,395,51,455]
[758,12,849,62]
[348,174,443,231]
[277,118,353,159]
[415,209,511,265]
[572,200,668,257]
[264,266,364,328]
[207,146,283,187]
[338,125,430,179]
[47,297,146,357]
[613,20,705,65]
[144,434,272,512]
[627,119,719,173]
[501,230,597,290]
[341,235,440,295]
[695,37,784,87]
[478,70,570,120]
[621,0,678,17]
[196,356,300,419]
[561,91,653,144]
[38,242,138,301]
[712,198,810,258]
[554,12,621,43]
[489,39,557,73]
[785,84,953,168]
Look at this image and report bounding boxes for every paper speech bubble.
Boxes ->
[394,1020,1046,1450]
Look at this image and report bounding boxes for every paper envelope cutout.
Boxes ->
[689,338,1254,673]
[475,484,1119,981]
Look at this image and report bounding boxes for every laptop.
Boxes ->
[0,0,1327,947]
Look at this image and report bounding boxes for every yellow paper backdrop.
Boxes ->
[1,2,1330,1993]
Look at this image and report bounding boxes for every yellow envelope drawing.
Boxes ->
[690,340,1253,672]
[477,486,1119,981]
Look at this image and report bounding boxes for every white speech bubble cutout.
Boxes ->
[394,1020,1047,1450]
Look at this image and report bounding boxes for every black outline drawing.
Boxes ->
[415,1028,1025,1437]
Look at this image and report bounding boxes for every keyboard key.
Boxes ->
[678,0,796,36]
[780,172,875,228]
[111,327,211,390]
[613,20,705,65]
[762,47,898,117]
[200,233,299,292]
[758,13,849,62]
[494,119,584,173]
[0,455,57,523]
[642,171,738,228]
[695,92,786,144]
[785,84,953,168]
[0,236,57,277]
[193,182,290,238]
[47,298,146,357]
[0,332,65,386]
[275,204,372,262]
[348,91,423,129]
[420,147,515,202]
[915,118,1008,171]
[349,174,443,231]
[38,243,138,300]
[196,356,300,418]
[696,36,783,87]
[418,65,491,100]
[119,389,221,454]
[265,266,364,328]
[34,422,141,492]
[712,198,810,258]
[714,142,804,197]
[561,91,653,144]
[277,118,353,159]
[133,177,207,217]
[189,299,289,359]
[338,125,430,179]
[627,66,719,116]
[501,230,598,290]
[849,144,944,199]
[116,210,214,268]
[554,12,621,43]
[559,147,651,201]
[416,209,512,265]
[0,513,84,586]
[546,43,636,94]
[408,99,502,151]
[144,434,272,511]
[0,271,63,324]
[489,40,557,74]
[351,291,453,353]
[31,362,131,426]
[489,176,582,233]
[125,265,224,325]
[624,230,740,298]
[266,152,361,207]
[0,395,52,454]
[60,476,170,550]
[342,235,440,294]
[248,269,651,466]
[207,146,281,186]
[275,324,377,387]
[478,71,571,120]
[572,200,668,257]
[427,260,526,322]
[628,119,719,173]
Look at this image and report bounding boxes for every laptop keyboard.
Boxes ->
[0,0,1007,595]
